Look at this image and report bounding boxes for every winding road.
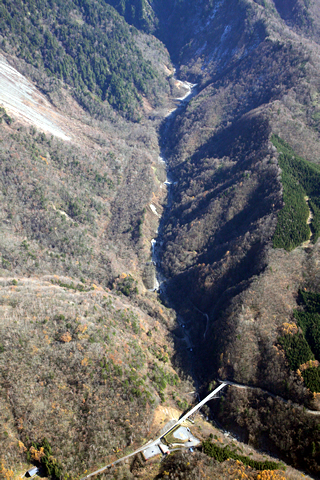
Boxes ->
[219,379,320,416]
[191,303,210,340]
[79,377,320,479]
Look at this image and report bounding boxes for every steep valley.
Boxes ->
[1,1,320,479]
[153,1,320,473]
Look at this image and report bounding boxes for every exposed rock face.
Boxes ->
[0,55,70,140]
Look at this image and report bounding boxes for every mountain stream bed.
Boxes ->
[149,78,196,293]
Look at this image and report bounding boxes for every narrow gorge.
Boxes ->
[149,79,196,294]
[1,0,320,478]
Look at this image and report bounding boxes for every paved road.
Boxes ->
[219,379,320,415]
[191,303,209,340]
[177,383,226,424]
[80,383,227,480]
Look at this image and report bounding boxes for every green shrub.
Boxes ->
[278,333,314,370]
[202,440,284,470]
[294,311,320,360]
[278,290,320,391]
[0,107,12,125]
[302,366,320,393]
[299,290,320,313]
[271,135,320,250]
[28,438,63,479]
[116,275,138,297]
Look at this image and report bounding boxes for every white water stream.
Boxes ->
[150,78,196,292]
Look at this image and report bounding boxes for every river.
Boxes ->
[150,77,196,293]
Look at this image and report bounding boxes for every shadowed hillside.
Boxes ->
[153,0,320,474]
[1,0,320,479]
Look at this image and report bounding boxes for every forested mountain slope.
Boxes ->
[151,0,320,474]
[0,0,170,120]
[0,1,192,477]
[1,0,320,479]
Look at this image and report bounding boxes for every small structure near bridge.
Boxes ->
[142,444,162,461]
[163,425,200,449]
[80,383,227,480]
[25,467,39,478]
[142,442,170,461]
[142,424,200,461]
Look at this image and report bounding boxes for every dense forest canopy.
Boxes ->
[0,0,163,118]
[272,135,320,250]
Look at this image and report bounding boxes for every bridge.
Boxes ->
[80,382,227,480]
